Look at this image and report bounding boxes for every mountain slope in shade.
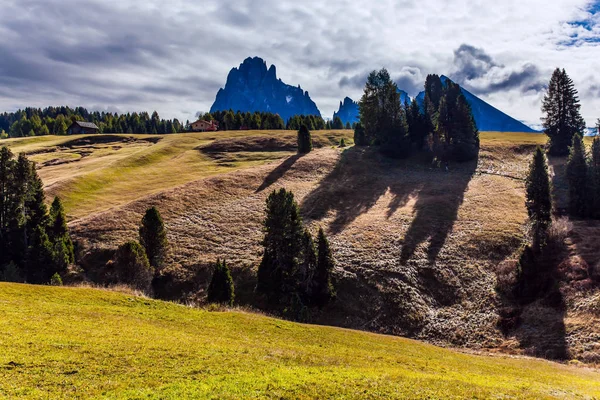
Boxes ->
[333,90,411,125]
[333,97,359,125]
[210,57,321,123]
[415,76,537,133]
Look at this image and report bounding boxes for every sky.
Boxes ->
[0,0,599,128]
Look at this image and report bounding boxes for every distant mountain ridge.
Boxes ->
[333,97,359,125]
[210,57,321,123]
[211,58,536,132]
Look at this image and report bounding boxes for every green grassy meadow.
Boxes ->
[0,283,599,399]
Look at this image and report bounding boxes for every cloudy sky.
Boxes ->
[1,0,599,127]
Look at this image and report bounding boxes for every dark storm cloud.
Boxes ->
[338,73,369,89]
[451,44,545,95]
[452,44,500,81]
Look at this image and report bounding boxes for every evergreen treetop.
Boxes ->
[542,68,586,156]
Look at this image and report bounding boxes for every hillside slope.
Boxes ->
[5,131,599,363]
[1,283,599,399]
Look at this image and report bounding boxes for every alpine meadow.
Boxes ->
[2,1,600,398]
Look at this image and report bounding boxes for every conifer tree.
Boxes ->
[297,125,312,154]
[542,69,586,156]
[139,206,168,269]
[353,122,366,146]
[48,197,75,270]
[525,147,553,250]
[451,93,480,162]
[256,188,304,303]
[332,116,344,130]
[313,227,336,308]
[207,259,235,306]
[589,137,600,219]
[26,226,54,284]
[298,228,317,300]
[115,241,153,292]
[566,134,588,217]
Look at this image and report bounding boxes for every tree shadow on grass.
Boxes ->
[399,159,477,264]
[302,146,475,267]
[301,147,418,235]
[256,154,304,193]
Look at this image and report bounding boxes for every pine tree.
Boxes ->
[298,228,317,301]
[26,226,54,284]
[313,227,336,308]
[207,259,235,306]
[590,137,600,219]
[297,125,312,154]
[566,134,588,217]
[542,69,586,156]
[525,147,553,250]
[48,197,75,270]
[115,241,154,292]
[451,93,480,162]
[139,206,168,269]
[332,116,344,130]
[256,188,304,303]
[353,122,366,146]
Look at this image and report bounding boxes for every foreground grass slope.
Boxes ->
[0,283,599,399]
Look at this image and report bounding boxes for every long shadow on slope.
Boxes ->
[399,159,477,264]
[301,147,418,235]
[301,147,475,267]
[256,154,304,193]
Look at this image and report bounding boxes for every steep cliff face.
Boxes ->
[333,97,359,125]
[210,57,321,123]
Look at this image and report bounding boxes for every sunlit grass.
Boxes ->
[0,283,598,399]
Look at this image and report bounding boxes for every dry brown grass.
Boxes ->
[11,130,600,363]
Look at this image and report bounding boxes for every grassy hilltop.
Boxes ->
[1,282,599,399]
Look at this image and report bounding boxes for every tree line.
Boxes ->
[0,147,74,284]
[355,69,479,161]
[204,110,353,132]
[1,107,186,138]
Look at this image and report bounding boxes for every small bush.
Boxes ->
[545,217,573,253]
[0,130,8,140]
[339,138,346,148]
[50,273,63,286]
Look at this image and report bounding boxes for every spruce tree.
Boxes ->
[256,188,304,303]
[297,125,313,154]
[590,137,600,219]
[566,134,588,217]
[115,241,153,292]
[451,93,480,162]
[353,122,366,146]
[298,228,317,301]
[26,226,54,284]
[207,259,235,306]
[313,227,336,308]
[139,206,168,269]
[0,147,15,265]
[332,116,344,130]
[525,147,553,250]
[48,197,75,270]
[542,69,586,156]
[407,98,427,150]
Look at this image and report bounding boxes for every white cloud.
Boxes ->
[0,0,599,126]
